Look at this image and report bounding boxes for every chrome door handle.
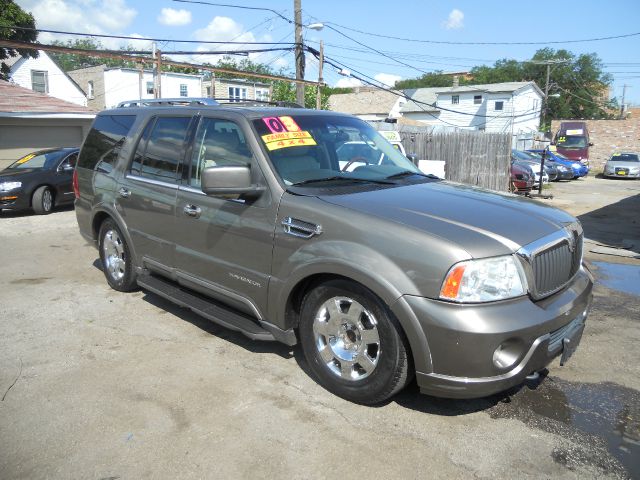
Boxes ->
[183,204,202,218]
[118,187,131,198]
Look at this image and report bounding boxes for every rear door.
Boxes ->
[53,151,78,204]
[116,115,194,276]
[174,115,277,318]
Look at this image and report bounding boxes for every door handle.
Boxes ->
[118,187,131,198]
[183,204,202,218]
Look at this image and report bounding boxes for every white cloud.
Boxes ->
[375,73,401,88]
[335,78,363,88]
[17,0,138,47]
[443,9,464,30]
[158,7,192,27]
[194,16,258,50]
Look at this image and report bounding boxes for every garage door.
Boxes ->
[0,125,84,168]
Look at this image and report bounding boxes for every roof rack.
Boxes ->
[213,98,304,108]
[117,98,219,108]
[115,97,305,109]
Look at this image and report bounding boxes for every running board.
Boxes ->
[137,274,276,342]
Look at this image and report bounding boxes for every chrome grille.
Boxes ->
[531,231,583,298]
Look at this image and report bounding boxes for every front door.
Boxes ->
[116,115,193,274]
[174,116,277,318]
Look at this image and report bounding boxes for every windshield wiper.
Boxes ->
[292,176,394,186]
[386,170,438,179]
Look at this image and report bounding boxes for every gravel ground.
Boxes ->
[0,176,638,480]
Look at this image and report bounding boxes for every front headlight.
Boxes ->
[440,255,527,303]
[0,181,22,192]
[572,163,581,169]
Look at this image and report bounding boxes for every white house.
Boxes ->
[402,81,543,136]
[201,77,272,103]
[328,87,407,121]
[68,65,203,110]
[7,50,87,106]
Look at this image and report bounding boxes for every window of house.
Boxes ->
[228,86,247,102]
[87,81,94,99]
[130,116,192,183]
[255,88,270,102]
[451,95,459,105]
[206,86,212,97]
[146,81,154,95]
[495,101,504,111]
[31,70,48,93]
[180,84,188,97]
[474,95,482,104]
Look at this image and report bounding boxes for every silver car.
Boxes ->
[604,152,640,178]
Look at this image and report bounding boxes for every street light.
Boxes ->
[303,23,325,109]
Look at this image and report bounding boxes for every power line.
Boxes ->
[171,0,293,24]
[0,25,295,45]
[324,22,640,45]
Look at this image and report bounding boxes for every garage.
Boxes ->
[0,80,94,169]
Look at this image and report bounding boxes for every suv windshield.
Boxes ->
[557,135,587,148]
[252,114,419,186]
[7,150,67,170]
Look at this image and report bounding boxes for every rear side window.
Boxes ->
[78,115,136,172]
[129,116,191,183]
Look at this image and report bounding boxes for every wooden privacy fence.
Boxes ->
[398,129,512,192]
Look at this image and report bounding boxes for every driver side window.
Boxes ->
[190,118,253,188]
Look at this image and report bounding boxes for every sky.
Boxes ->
[14,0,640,105]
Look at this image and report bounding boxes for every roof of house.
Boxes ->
[435,81,543,97]
[0,79,95,114]
[328,87,403,115]
[400,87,441,113]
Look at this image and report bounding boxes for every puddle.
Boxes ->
[592,261,640,296]
[489,377,640,478]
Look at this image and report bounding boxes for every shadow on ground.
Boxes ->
[578,192,640,246]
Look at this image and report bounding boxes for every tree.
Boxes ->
[0,0,38,79]
[50,39,142,70]
[395,71,471,89]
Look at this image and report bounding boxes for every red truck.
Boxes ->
[553,121,592,165]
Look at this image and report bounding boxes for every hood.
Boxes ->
[0,168,40,180]
[318,181,576,258]
[556,146,588,160]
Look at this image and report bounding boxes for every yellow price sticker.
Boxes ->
[261,131,317,151]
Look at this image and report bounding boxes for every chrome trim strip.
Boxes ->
[125,174,179,190]
[178,185,206,196]
[176,270,263,320]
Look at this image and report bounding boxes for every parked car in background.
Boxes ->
[510,162,534,194]
[603,152,640,179]
[526,149,588,179]
[512,150,558,182]
[511,151,550,185]
[553,121,591,165]
[0,148,79,214]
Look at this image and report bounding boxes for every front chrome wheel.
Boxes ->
[313,296,380,381]
[102,229,126,281]
[42,189,52,212]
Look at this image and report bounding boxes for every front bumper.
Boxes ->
[604,171,640,178]
[393,265,593,399]
[0,191,29,211]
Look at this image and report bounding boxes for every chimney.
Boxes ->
[452,75,459,88]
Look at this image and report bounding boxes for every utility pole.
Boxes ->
[156,48,162,99]
[138,63,144,100]
[152,42,158,99]
[316,40,324,110]
[294,0,305,107]
[543,63,551,129]
[620,84,629,119]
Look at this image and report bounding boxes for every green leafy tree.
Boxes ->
[0,0,38,79]
[50,39,142,70]
[395,71,471,89]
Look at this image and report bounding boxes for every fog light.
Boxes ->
[492,339,524,369]
[0,196,17,201]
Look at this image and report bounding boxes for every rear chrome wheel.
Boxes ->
[300,279,412,404]
[98,219,137,292]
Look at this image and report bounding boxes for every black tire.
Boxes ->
[98,219,137,292]
[299,279,413,405]
[32,186,54,214]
